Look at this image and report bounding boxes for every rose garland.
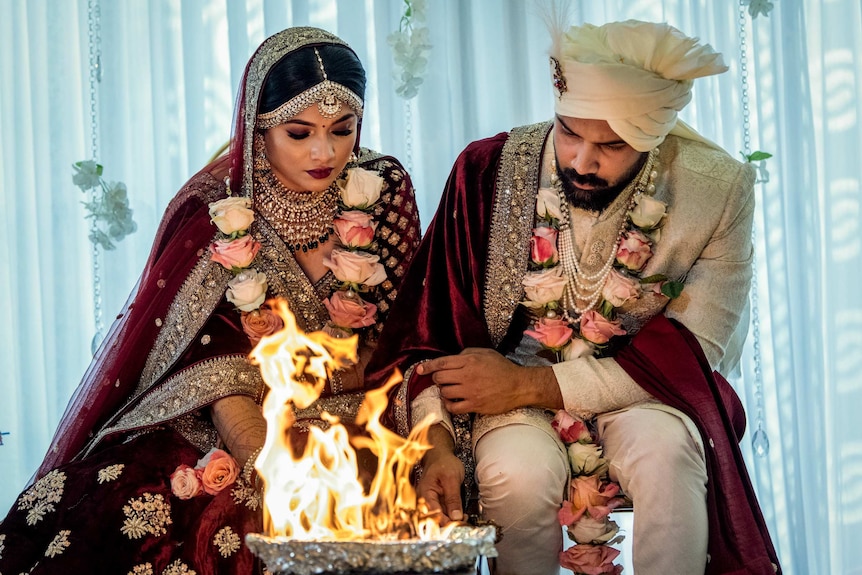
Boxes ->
[206,167,387,346]
[521,174,682,360]
[169,448,240,500]
[553,411,627,575]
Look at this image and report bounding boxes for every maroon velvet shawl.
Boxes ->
[367,131,781,573]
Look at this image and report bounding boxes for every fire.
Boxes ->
[249,299,448,541]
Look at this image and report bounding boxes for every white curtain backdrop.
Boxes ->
[1,1,860,573]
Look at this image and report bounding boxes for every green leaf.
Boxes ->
[741,150,773,163]
[661,281,685,299]
[639,274,667,284]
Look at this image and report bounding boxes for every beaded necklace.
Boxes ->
[555,148,659,318]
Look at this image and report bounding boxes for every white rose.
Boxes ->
[522,267,567,307]
[324,248,388,286]
[561,338,595,360]
[569,516,621,545]
[628,194,666,230]
[536,187,563,221]
[601,269,642,308]
[567,442,608,476]
[340,168,384,209]
[226,269,267,311]
[209,197,255,235]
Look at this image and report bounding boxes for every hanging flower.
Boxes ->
[72,160,137,250]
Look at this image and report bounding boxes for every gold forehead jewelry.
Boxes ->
[256,47,364,128]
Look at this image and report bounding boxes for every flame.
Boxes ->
[249,299,447,541]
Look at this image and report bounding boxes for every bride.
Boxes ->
[0,26,421,575]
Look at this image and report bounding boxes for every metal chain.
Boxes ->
[87,0,104,351]
[739,0,769,457]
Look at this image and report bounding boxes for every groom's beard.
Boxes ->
[556,154,647,213]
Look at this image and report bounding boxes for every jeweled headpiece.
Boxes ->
[548,20,728,151]
[256,47,364,129]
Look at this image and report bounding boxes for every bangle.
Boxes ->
[243,446,264,484]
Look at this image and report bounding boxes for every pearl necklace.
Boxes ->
[254,169,340,253]
[556,148,659,317]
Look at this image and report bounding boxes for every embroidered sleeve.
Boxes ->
[364,156,422,339]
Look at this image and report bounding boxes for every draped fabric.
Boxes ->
[1,1,861,572]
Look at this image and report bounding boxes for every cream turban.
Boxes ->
[550,20,728,151]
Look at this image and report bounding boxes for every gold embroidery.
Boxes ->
[129,563,155,575]
[0,533,6,559]
[484,122,551,346]
[161,559,197,575]
[213,526,242,558]
[97,464,125,484]
[387,232,401,246]
[397,215,409,230]
[121,492,172,540]
[17,469,66,526]
[45,529,71,558]
[386,211,399,224]
[231,478,262,511]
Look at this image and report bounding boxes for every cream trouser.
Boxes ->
[475,407,708,575]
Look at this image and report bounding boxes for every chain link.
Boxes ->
[403,99,414,175]
[87,0,104,349]
[739,0,769,457]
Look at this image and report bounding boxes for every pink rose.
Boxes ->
[170,464,203,499]
[525,317,573,351]
[559,544,623,575]
[579,311,626,345]
[324,290,378,329]
[324,248,388,287]
[616,228,652,271]
[333,210,377,249]
[552,410,592,444]
[196,449,240,496]
[241,305,285,346]
[601,269,641,308]
[209,234,261,270]
[530,227,559,266]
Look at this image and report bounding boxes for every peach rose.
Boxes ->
[616,228,652,272]
[551,410,592,444]
[530,227,559,267]
[601,269,641,308]
[226,269,268,312]
[525,317,573,351]
[559,543,623,575]
[209,234,261,270]
[568,475,623,520]
[579,311,626,345]
[628,194,666,230]
[196,449,240,496]
[333,210,377,249]
[536,187,563,221]
[522,267,567,308]
[324,248,387,287]
[208,197,254,235]
[170,464,203,499]
[340,167,383,209]
[324,290,378,329]
[241,305,284,346]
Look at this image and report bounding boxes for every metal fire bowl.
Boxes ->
[245,526,498,575]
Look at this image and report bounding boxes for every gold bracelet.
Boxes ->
[242,446,264,484]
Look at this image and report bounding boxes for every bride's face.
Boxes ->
[262,103,358,193]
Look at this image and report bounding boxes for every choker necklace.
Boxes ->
[254,169,340,253]
[556,147,659,316]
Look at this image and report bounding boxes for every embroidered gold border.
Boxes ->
[89,355,264,452]
[483,122,552,346]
